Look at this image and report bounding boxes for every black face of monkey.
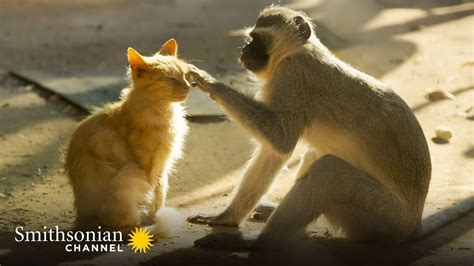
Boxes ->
[241,11,312,74]
[240,32,270,73]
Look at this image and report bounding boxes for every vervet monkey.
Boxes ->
[187,6,467,248]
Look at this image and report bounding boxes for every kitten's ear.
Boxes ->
[127,47,147,70]
[159,39,178,56]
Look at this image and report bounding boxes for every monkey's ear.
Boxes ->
[127,47,148,70]
[159,39,178,56]
[294,16,311,40]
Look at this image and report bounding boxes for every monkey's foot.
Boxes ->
[187,214,239,227]
[249,201,277,222]
[195,232,256,250]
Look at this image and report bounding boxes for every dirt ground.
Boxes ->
[0,0,473,265]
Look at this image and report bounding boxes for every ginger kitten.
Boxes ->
[65,39,189,231]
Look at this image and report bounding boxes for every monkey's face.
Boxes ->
[240,31,271,74]
[240,7,313,76]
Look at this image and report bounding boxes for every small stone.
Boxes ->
[425,90,455,101]
[22,85,34,91]
[434,126,452,143]
[48,94,60,102]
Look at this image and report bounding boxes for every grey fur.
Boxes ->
[187,6,437,247]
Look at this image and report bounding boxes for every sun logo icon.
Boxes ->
[128,227,154,253]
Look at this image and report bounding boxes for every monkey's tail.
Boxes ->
[417,196,474,239]
[145,207,183,239]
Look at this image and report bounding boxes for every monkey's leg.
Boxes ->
[256,154,411,248]
[188,146,288,226]
[294,148,320,179]
[250,149,320,222]
[250,197,278,222]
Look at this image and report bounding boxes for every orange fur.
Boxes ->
[65,39,189,229]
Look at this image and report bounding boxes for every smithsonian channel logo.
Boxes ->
[14,226,154,253]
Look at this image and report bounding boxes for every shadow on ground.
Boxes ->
[144,210,474,266]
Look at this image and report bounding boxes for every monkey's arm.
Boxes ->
[188,71,301,154]
[215,84,300,154]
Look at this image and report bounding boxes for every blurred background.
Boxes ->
[0,0,472,265]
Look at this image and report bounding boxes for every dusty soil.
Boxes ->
[2,70,472,266]
[0,0,473,265]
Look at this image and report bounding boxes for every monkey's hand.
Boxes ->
[186,64,218,93]
[187,214,239,227]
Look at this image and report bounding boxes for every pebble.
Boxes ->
[435,126,453,142]
[48,94,60,102]
[21,85,34,92]
[426,90,455,101]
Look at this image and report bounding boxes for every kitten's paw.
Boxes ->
[195,232,255,250]
[187,214,239,227]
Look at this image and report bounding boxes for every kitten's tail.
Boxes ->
[145,207,183,238]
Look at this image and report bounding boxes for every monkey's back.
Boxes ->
[281,51,431,207]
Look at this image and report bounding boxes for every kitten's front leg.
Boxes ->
[140,189,161,226]
[154,184,166,211]
[146,177,167,224]
[141,184,166,227]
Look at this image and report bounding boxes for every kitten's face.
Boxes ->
[128,39,191,103]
